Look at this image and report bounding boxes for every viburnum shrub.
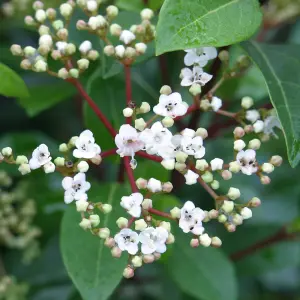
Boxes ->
[2,0,300,297]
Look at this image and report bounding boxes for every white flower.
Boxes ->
[263,116,281,137]
[73,130,101,159]
[179,201,205,235]
[157,134,183,160]
[139,227,168,254]
[79,40,92,54]
[121,193,143,217]
[56,41,67,54]
[115,125,144,157]
[180,67,212,87]
[181,135,205,158]
[153,92,188,118]
[184,170,199,185]
[246,110,260,123]
[210,96,222,111]
[29,144,52,170]
[253,120,264,133]
[139,122,172,155]
[210,158,223,171]
[147,178,162,193]
[236,149,258,175]
[184,47,217,67]
[114,228,139,255]
[120,30,136,45]
[62,173,91,204]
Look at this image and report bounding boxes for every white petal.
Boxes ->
[29,158,41,170]
[184,52,198,66]
[181,77,193,86]
[155,243,167,253]
[62,176,73,190]
[127,243,138,255]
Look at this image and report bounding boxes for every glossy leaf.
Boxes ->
[242,41,300,167]
[61,184,129,300]
[156,0,262,55]
[167,228,237,300]
[0,63,29,98]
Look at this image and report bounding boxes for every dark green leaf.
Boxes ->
[116,0,145,12]
[242,41,300,167]
[0,63,29,98]
[61,183,130,300]
[155,0,262,55]
[17,80,76,117]
[167,228,237,300]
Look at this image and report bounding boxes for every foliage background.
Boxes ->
[0,0,300,299]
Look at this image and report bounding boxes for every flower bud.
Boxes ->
[226,224,236,232]
[76,199,89,212]
[195,159,208,171]
[248,138,261,150]
[162,117,174,128]
[210,180,219,190]
[99,228,110,239]
[103,46,115,57]
[89,214,100,227]
[10,44,23,56]
[140,8,154,20]
[190,238,199,248]
[143,254,155,264]
[69,68,79,78]
[141,198,152,210]
[218,214,227,223]
[241,96,254,109]
[211,236,222,247]
[232,214,243,225]
[136,178,147,189]
[24,46,36,57]
[76,58,89,70]
[60,3,73,18]
[104,237,115,248]
[20,59,32,70]
[175,151,188,163]
[110,24,122,36]
[131,256,142,268]
[87,50,99,60]
[115,45,125,58]
[253,120,264,133]
[16,155,28,165]
[199,233,211,247]
[210,158,223,171]
[34,60,47,72]
[76,19,87,30]
[79,40,92,54]
[218,50,229,61]
[241,207,252,219]
[111,247,122,258]
[25,16,36,26]
[91,154,102,165]
[46,8,56,20]
[221,170,232,181]
[139,102,150,113]
[234,139,246,151]
[160,221,171,232]
[170,207,181,219]
[57,68,69,79]
[43,162,55,173]
[260,175,271,185]
[18,164,31,175]
[134,118,146,131]
[189,83,201,96]
[79,218,91,230]
[100,204,112,214]
[77,161,89,172]
[162,182,173,193]
[221,200,234,213]
[124,47,136,59]
[135,219,147,231]
[86,0,98,11]
[270,155,283,167]
[201,171,213,183]
[249,197,261,207]
[227,187,240,200]
[160,85,172,95]
[116,217,128,229]
[2,147,12,156]
[166,233,175,244]
[175,162,187,172]
[135,43,147,54]
[208,209,218,219]
[262,162,274,174]
[106,5,119,19]
[59,143,68,152]
[147,178,162,193]
[53,157,64,167]
[195,128,208,139]
[33,1,43,10]
[200,99,210,111]
[161,159,175,170]
[229,161,241,173]
[35,9,46,22]
[123,107,133,118]
[233,127,245,138]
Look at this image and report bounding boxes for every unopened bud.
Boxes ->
[58,68,69,79]
[46,8,56,20]
[110,23,122,36]
[135,219,147,231]
[140,8,154,20]
[229,161,241,173]
[170,207,181,219]
[79,218,91,230]
[111,247,122,258]
[104,237,115,248]
[139,102,150,113]
[115,45,125,58]
[221,200,234,213]
[106,5,119,19]
[69,68,79,78]
[91,154,102,165]
[134,118,146,131]
[195,128,208,139]
[161,159,175,170]
[18,164,31,175]
[218,50,229,61]
[218,214,227,223]
[270,155,283,167]
[211,180,219,190]
[10,44,23,56]
[60,3,73,18]
[35,9,46,22]
[132,256,142,268]
[123,107,133,117]
[116,217,128,229]
[211,236,222,247]
[166,233,175,244]
[99,228,110,239]
[190,238,199,248]
[227,187,240,200]
[233,127,245,138]
[260,175,271,185]
[232,214,243,225]
[241,207,252,219]
[142,198,152,210]
[189,83,201,96]
[135,42,147,54]
[200,99,210,111]
[89,214,100,227]
[162,182,173,193]
[241,96,254,109]
[76,199,89,212]
[249,197,261,207]
[208,209,218,219]
[2,147,12,156]
[201,171,213,183]
[16,155,28,165]
[226,224,236,232]
[54,157,65,166]
[221,170,232,180]
[234,139,246,151]
[77,161,89,172]
[262,162,274,174]
[160,85,172,95]
[162,116,174,128]
[199,233,211,247]
[143,254,155,264]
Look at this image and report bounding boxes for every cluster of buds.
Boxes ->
[1,0,30,17]
[0,171,40,264]
[0,276,28,299]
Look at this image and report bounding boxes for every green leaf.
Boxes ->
[61,183,130,300]
[17,80,76,117]
[242,41,300,167]
[167,229,237,300]
[155,0,262,55]
[0,63,29,98]
[116,0,145,12]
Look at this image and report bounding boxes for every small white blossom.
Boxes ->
[241,207,252,219]
[29,144,51,170]
[120,30,136,45]
[115,125,144,157]
[263,116,281,137]
[121,193,143,217]
[73,130,101,159]
[147,178,162,193]
[184,170,199,185]
[139,227,168,254]
[180,67,212,87]
[153,92,188,118]
[62,173,91,204]
[181,132,205,159]
[253,120,264,133]
[210,96,222,111]
[114,228,139,255]
[179,201,205,235]
[79,40,92,54]
[236,149,258,175]
[246,110,260,123]
[210,158,223,171]
[184,47,217,67]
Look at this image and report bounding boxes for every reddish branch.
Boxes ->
[148,208,175,220]
[230,227,299,261]
[123,157,138,192]
[124,65,132,124]
[136,151,162,162]
[101,148,117,158]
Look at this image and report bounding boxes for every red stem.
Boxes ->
[148,208,175,220]
[124,65,132,124]
[128,217,136,227]
[70,79,117,137]
[123,156,138,192]
[136,151,162,162]
[174,104,198,122]
[101,148,117,158]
